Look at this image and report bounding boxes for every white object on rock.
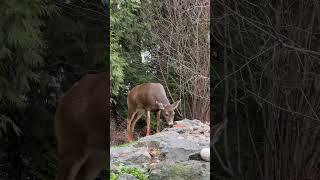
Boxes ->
[200,148,210,162]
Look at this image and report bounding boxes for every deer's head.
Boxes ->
[156,100,181,126]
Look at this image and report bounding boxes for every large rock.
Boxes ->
[110,119,210,179]
[149,160,210,180]
[110,146,150,173]
[118,174,138,180]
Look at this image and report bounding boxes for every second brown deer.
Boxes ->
[127,83,180,142]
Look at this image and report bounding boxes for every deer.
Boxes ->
[55,72,107,180]
[127,83,181,142]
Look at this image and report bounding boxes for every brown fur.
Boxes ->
[127,83,180,142]
[55,72,107,180]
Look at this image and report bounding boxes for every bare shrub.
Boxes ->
[213,0,320,179]
[143,0,210,122]
[110,118,128,146]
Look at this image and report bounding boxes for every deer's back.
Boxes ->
[127,83,169,111]
[55,72,107,155]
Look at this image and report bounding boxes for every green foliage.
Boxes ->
[28,141,57,179]
[0,0,58,136]
[110,0,155,93]
[0,0,57,105]
[110,172,118,180]
[0,115,21,138]
[110,0,157,132]
[46,13,106,76]
[110,0,146,98]
[0,0,106,179]
[121,166,148,180]
[110,40,126,99]
[110,163,148,180]
[0,1,59,178]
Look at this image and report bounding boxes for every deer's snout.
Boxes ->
[168,121,174,126]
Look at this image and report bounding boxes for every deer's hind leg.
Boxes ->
[75,148,107,180]
[55,129,89,180]
[55,151,88,180]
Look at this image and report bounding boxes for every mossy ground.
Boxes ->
[169,163,192,180]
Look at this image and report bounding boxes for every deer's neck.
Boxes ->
[156,97,170,106]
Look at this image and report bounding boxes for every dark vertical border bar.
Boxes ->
[103,0,111,176]
[210,0,214,179]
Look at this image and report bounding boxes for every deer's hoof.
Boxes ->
[128,137,134,142]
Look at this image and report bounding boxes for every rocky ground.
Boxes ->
[110,119,210,180]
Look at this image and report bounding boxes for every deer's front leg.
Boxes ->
[146,110,151,136]
[156,110,161,133]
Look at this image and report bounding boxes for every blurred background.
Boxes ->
[0,0,107,179]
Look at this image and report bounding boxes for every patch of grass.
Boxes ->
[111,141,137,149]
[110,163,148,180]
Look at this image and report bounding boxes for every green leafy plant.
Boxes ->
[110,172,118,180]
[121,166,148,180]
[110,163,148,180]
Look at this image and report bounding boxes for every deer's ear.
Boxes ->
[170,99,181,110]
[156,100,165,110]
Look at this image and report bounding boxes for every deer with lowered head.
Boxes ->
[127,83,181,142]
[55,72,107,180]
